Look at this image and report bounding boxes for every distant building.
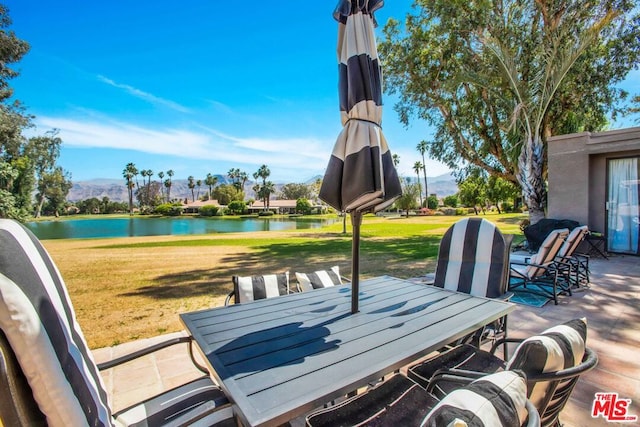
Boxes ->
[547,126,639,255]
[248,199,324,214]
[182,200,220,214]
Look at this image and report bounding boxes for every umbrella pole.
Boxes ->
[351,211,362,314]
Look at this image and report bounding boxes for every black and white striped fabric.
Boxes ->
[421,370,528,427]
[318,0,401,214]
[295,266,342,291]
[507,317,587,408]
[434,218,509,298]
[232,272,289,303]
[0,219,112,427]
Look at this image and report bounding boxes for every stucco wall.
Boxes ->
[548,127,640,235]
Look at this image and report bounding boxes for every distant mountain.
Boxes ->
[67,178,230,202]
[66,173,458,202]
[403,172,458,197]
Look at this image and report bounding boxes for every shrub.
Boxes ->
[199,205,219,216]
[438,207,457,216]
[296,198,312,214]
[155,203,182,216]
[258,210,274,216]
[455,208,466,216]
[501,201,513,213]
[443,195,458,207]
[227,200,247,215]
[427,195,439,209]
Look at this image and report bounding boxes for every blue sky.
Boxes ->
[5,1,638,184]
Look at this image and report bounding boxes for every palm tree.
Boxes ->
[123,163,138,215]
[101,196,109,214]
[480,8,617,223]
[253,165,272,211]
[196,179,202,200]
[146,169,153,194]
[417,141,429,202]
[205,173,218,200]
[157,171,165,201]
[413,161,424,207]
[188,176,196,202]
[238,171,248,192]
[227,168,239,188]
[166,170,174,202]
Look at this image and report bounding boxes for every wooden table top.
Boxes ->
[180,275,514,426]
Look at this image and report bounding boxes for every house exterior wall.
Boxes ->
[548,127,640,236]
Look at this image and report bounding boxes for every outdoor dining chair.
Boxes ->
[225,271,290,305]
[432,217,513,350]
[295,265,349,291]
[305,370,540,427]
[509,228,570,305]
[406,318,598,427]
[0,219,235,427]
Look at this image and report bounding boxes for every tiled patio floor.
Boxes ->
[93,255,640,426]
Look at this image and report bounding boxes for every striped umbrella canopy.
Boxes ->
[319,0,402,313]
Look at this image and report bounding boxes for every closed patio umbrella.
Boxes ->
[319,0,402,314]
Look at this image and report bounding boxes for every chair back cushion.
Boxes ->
[506,317,587,409]
[0,219,112,427]
[526,228,569,277]
[421,370,528,427]
[557,226,588,258]
[295,266,342,291]
[232,272,289,303]
[434,218,509,298]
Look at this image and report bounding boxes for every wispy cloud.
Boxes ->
[35,115,330,174]
[97,75,191,113]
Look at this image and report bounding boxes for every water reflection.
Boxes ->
[26,217,337,240]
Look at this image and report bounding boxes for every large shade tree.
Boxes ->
[379,0,640,223]
[0,6,71,220]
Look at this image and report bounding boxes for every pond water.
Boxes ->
[25,216,337,240]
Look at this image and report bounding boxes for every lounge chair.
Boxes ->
[406,318,598,427]
[306,370,540,427]
[432,217,513,349]
[554,225,590,288]
[0,219,234,427]
[509,228,570,305]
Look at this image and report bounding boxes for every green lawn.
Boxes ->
[43,212,527,348]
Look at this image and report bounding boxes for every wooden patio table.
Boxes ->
[180,275,514,427]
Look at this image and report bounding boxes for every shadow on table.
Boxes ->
[216,320,343,378]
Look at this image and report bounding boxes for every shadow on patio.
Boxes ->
[93,254,640,426]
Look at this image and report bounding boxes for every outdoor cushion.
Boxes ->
[232,272,289,303]
[421,370,528,427]
[295,266,342,291]
[434,217,509,298]
[0,219,112,427]
[506,317,587,408]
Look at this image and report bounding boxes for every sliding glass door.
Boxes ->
[607,157,640,255]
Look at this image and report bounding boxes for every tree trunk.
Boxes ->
[518,135,547,225]
[34,195,45,218]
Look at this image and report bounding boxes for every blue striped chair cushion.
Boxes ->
[295,266,342,291]
[434,218,508,298]
[232,272,289,303]
[421,370,528,427]
[0,219,112,427]
[506,317,587,408]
